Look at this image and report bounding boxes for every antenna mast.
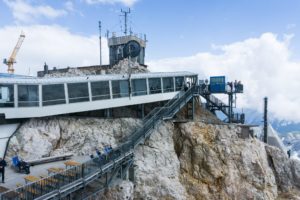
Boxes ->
[99,21,102,66]
[121,8,131,35]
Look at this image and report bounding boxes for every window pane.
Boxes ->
[175,77,184,91]
[148,78,161,94]
[112,80,129,98]
[68,82,89,103]
[18,85,39,107]
[42,84,65,106]
[91,81,110,100]
[0,84,14,107]
[132,79,147,96]
[163,77,174,93]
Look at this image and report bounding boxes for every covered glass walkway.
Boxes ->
[0,72,197,119]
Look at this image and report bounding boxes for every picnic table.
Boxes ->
[47,167,64,175]
[64,160,81,168]
[24,175,40,184]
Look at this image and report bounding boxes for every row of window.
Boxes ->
[0,77,186,108]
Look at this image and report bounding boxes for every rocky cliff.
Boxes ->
[6,116,300,199]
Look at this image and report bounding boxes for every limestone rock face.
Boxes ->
[265,145,300,191]
[107,58,149,74]
[175,122,278,200]
[133,121,188,200]
[7,117,141,160]
[97,180,134,200]
[6,117,300,199]
[291,159,300,188]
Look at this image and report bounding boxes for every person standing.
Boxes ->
[0,157,7,183]
[287,149,291,158]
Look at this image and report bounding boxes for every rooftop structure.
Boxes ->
[108,34,146,66]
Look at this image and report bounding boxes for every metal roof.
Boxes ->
[0,73,34,79]
[0,71,197,84]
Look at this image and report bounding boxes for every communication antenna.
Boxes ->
[121,8,131,35]
[99,21,102,66]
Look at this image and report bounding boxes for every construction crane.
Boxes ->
[3,31,25,74]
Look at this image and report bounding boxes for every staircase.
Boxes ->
[0,85,242,200]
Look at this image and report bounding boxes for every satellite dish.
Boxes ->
[123,40,141,58]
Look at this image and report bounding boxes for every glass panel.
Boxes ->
[175,77,184,91]
[68,82,89,103]
[148,78,161,94]
[163,77,174,93]
[91,81,110,100]
[18,85,39,107]
[0,84,14,107]
[112,80,129,98]
[132,79,147,96]
[42,84,66,106]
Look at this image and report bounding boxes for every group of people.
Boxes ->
[227,80,243,93]
[90,145,113,160]
[0,155,31,184]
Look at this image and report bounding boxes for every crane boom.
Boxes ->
[4,31,25,74]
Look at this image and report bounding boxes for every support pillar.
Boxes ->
[137,104,145,118]
[187,98,195,120]
[104,108,112,118]
[263,97,268,144]
[228,93,233,123]
[128,165,135,182]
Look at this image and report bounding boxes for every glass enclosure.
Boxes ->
[18,85,39,107]
[131,79,147,96]
[148,78,162,94]
[0,74,196,109]
[112,80,129,98]
[163,77,174,93]
[68,82,89,103]
[0,84,14,107]
[42,84,66,106]
[91,81,110,100]
[175,77,184,91]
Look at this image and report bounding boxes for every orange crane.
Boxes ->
[3,31,25,74]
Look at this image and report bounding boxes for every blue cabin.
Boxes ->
[209,76,226,93]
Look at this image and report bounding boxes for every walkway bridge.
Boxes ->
[0,84,244,200]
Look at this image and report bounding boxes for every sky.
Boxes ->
[0,0,300,123]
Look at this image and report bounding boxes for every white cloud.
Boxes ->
[148,33,300,123]
[64,1,75,11]
[84,0,138,7]
[286,23,296,30]
[0,25,108,75]
[3,0,67,23]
